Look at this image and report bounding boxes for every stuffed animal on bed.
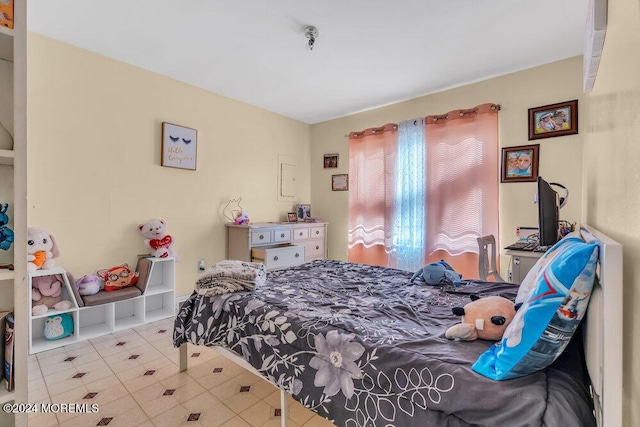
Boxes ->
[138,219,178,259]
[445,295,521,341]
[27,227,60,273]
[31,273,73,316]
[411,260,462,285]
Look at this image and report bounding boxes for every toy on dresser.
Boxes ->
[138,219,178,259]
[27,227,60,273]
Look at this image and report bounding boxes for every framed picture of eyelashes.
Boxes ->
[161,122,198,170]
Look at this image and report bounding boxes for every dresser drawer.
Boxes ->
[293,228,310,241]
[273,229,292,243]
[252,245,305,270]
[309,226,325,239]
[251,230,272,245]
[302,240,325,260]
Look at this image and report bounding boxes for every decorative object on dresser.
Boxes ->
[226,222,328,270]
[528,100,578,140]
[287,212,297,222]
[332,173,348,191]
[323,153,338,168]
[501,144,539,183]
[161,122,197,170]
[296,204,311,221]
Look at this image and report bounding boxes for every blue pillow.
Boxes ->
[473,237,599,380]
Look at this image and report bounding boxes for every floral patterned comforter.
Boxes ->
[174,260,595,427]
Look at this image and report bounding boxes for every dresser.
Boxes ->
[226,222,328,270]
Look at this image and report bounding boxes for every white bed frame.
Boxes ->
[179,223,622,427]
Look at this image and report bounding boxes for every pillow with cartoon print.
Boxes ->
[473,237,599,380]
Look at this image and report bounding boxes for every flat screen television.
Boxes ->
[537,176,560,247]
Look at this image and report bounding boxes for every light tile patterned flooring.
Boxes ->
[28,318,335,427]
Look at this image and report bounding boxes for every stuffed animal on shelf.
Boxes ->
[97,263,139,292]
[138,219,178,259]
[0,203,14,251]
[27,227,60,273]
[31,273,73,316]
[43,313,74,340]
[75,274,103,296]
[445,295,521,341]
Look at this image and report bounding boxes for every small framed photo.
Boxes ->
[287,212,297,222]
[296,204,311,221]
[501,144,540,183]
[528,100,578,140]
[323,153,338,169]
[161,122,198,170]
[332,174,349,191]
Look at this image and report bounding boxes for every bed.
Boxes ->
[174,224,622,427]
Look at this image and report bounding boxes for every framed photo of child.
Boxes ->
[501,144,539,183]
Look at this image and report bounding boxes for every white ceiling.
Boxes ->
[28,1,588,124]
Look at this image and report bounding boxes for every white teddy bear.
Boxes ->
[138,219,179,259]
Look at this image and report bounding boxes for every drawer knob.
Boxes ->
[274,256,279,261]
[295,253,300,257]
[259,235,264,240]
[281,233,285,238]
[315,230,320,235]
[514,258,520,265]
[316,246,319,250]
[299,232,303,236]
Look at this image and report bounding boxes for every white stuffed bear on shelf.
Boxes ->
[27,227,60,273]
[138,219,179,260]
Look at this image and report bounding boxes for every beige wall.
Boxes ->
[311,57,585,277]
[27,34,312,297]
[583,1,640,425]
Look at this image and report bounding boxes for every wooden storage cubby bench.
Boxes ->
[28,257,175,354]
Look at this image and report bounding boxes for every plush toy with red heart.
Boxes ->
[138,219,178,259]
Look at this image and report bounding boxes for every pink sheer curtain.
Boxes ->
[347,124,398,266]
[424,103,500,277]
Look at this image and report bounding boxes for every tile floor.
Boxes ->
[28,318,335,427]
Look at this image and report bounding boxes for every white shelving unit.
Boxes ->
[28,258,175,355]
[0,2,27,425]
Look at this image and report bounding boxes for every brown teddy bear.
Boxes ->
[445,295,521,341]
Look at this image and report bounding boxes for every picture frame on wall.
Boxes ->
[161,122,198,170]
[501,144,540,183]
[323,153,339,169]
[332,174,349,191]
[528,100,578,140]
[297,204,311,221]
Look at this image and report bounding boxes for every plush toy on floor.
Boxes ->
[445,295,521,341]
[27,227,60,273]
[31,273,73,316]
[138,219,178,259]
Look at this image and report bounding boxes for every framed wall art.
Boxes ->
[501,144,540,183]
[528,100,578,140]
[332,174,349,191]
[161,122,198,170]
[296,204,311,221]
[323,153,338,169]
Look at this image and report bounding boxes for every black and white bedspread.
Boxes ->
[174,260,595,427]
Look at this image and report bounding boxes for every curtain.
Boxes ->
[391,118,426,272]
[347,124,397,266]
[424,103,500,278]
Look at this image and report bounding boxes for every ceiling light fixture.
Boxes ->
[304,26,319,51]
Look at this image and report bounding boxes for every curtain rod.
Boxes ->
[345,103,501,138]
